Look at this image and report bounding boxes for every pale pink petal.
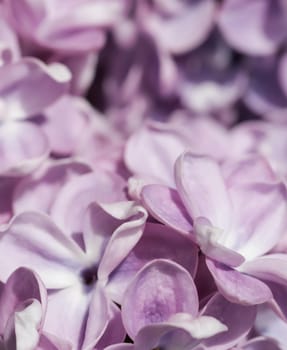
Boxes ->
[142,184,193,234]
[122,259,199,339]
[50,172,126,236]
[43,284,90,348]
[13,160,91,215]
[98,202,148,281]
[218,0,287,55]
[142,0,216,54]
[206,259,272,305]
[201,293,256,349]
[106,222,198,303]
[0,122,49,176]
[0,268,47,336]
[227,183,287,259]
[0,58,71,120]
[0,212,85,288]
[175,152,231,231]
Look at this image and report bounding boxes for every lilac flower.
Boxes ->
[12,159,127,237]
[138,0,217,54]
[218,0,287,56]
[0,57,70,176]
[0,201,147,348]
[4,0,129,55]
[125,119,229,192]
[142,152,287,307]
[118,259,255,349]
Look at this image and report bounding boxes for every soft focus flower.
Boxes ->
[1,0,287,348]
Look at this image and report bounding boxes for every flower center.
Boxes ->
[81,266,98,286]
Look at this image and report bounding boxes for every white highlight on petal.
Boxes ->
[15,300,42,350]
[168,313,228,339]
[194,217,224,248]
[47,63,71,83]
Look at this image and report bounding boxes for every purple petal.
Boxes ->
[122,259,199,339]
[195,255,217,301]
[5,0,47,38]
[13,160,91,215]
[240,254,287,285]
[218,0,287,55]
[0,58,71,120]
[104,345,134,350]
[97,201,148,281]
[278,51,287,97]
[42,284,91,348]
[175,152,231,231]
[242,337,281,350]
[94,302,126,349]
[255,305,287,347]
[106,222,198,303]
[194,217,245,267]
[141,0,216,54]
[0,17,20,64]
[201,293,256,349]
[167,313,228,340]
[266,282,287,323]
[223,155,277,187]
[0,267,47,336]
[50,171,126,236]
[82,202,122,265]
[206,259,272,305]
[0,122,49,176]
[35,1,127,53]
[81,285,110,349]
[0,178,19,225]
[38,333,72,350]
[0,212,85,288]
[243,57,287,120]
[4,299,43,350]
[42,96,91,156]
[134,313,227,350]
[142,184,193,234]
[228,183,287,260]
[125,122,192,186]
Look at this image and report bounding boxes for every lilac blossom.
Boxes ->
[218,0,287,56]
[0,201,147,348]
[118,259,256,349]
[1,0,287,347]
[4,0,129,54]
[106,223,199,304]
[142,152,287,308]
[0,57,70,177]
[3,0,129,94]
[138,0,217,55]
[12,160,127,237]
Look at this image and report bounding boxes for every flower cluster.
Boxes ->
[0,0,287,349]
